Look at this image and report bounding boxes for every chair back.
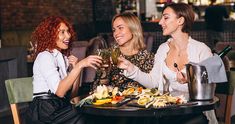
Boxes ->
[215,71,235,124]
[71,41,89,61]
[87,36,108,55]
[5,77,33,124]
[144,33,155,52]
[70,41,89,87]
[227,51,235,71]
[214,42,235,52]
[5,77,33,104]
[216,71,235,95]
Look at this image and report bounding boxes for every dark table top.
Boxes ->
[74,97,219,117]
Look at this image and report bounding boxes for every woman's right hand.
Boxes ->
[76,55,102,69]
[176,71,187,84]
[117,56,134,72]
[68,55,78,68]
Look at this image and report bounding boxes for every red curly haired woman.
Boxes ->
[26,16,102,124]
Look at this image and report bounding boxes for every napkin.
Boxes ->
[199,54,227,83]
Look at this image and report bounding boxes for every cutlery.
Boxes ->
[174,63,185,78]
[174,63,180,71]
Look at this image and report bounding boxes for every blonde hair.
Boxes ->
[112,12,146,50]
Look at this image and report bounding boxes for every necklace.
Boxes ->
[169,40,187,57]
[177,46,187,57]
[177,50,183,57]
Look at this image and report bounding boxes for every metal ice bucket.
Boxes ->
[186,63,216,101]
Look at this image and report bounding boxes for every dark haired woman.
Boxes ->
[118,3,217,124]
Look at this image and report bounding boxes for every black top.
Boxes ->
[205,5,229,32]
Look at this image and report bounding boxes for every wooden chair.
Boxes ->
[5,77,33,124]
[214,42,235,52]
[215,71,235,124]
[227,51,235,71]
[143,33,155,52]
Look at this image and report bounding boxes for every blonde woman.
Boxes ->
[92,12,154,91]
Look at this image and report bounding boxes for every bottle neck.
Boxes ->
[218,45,232,58]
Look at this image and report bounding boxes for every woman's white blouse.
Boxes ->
[124,37,217,124]
[162,61,188,92]
[125,37,213,93]
[33,49,69,94]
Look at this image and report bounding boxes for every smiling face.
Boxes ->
[112,17,133,47]
[56,23,71,50]
[159,7,183,36]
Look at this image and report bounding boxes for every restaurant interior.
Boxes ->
[0,0,235,124]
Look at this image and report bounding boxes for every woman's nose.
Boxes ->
[113,30,119,38]
[65,32,71,39]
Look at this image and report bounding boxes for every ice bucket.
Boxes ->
[186,63,216,101]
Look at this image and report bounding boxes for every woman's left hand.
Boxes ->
[176,71,187,84]
[68,55,78,68]
[117,56,135,73]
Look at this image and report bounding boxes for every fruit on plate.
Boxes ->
[122,87,143,96]
[122,87,135,95]
[112,87,118,97]
[137,95,151,106]
[111,96,124,104]
[93,98,112,105]
[93,85,109,99]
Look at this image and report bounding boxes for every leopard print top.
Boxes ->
[92,49,154,91]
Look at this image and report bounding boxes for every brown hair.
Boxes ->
[31,16,76,59]
[112,12,146,50]
[163,3,195,33]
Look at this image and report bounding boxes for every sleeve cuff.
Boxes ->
[122,65,139,79]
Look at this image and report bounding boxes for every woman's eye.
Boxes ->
[119,27,123,30]
[59,30,65,34]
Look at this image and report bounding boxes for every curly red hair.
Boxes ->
[31,16,76,59]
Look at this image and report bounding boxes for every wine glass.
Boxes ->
[95,48,111,85]
[111,44,121,66]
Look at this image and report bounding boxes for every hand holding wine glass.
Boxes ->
[95,49,112,85]
[111,45,121,66]
[96,49,111,68]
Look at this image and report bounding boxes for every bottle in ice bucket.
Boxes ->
[186,46,232,101]
[218,45,232,58]
[186,63,216,101]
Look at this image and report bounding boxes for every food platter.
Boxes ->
[126,99,198,109]
[76,85,190,109]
